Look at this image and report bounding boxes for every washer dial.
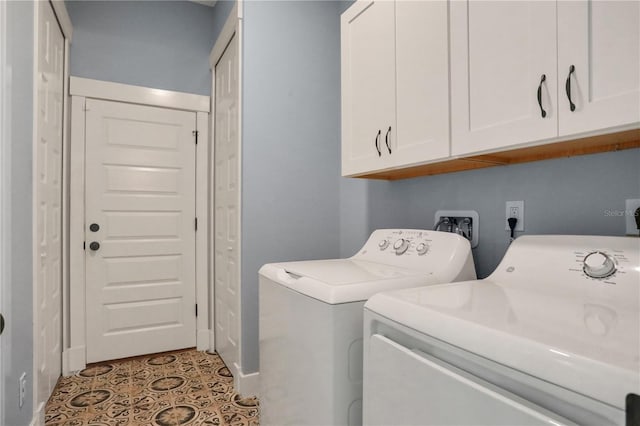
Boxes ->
[393,239,410,255]
[583,251,616,279]
[378,239,390,250]
[416,242,429,255]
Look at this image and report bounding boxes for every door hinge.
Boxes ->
[195,304,198,317]
[194,217,198,231]
[83,241,86,250]
[192,130,199,145]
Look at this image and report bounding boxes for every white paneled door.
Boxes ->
[35,0,64,413]
[84,99,197,363]
[214,34,240,371]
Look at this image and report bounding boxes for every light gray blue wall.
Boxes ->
[367,149,640,278]
[241,0,344,374]
[2,1,34,424]
[211,0,235,45]
[65,0,217,95]
[336,0,368,258]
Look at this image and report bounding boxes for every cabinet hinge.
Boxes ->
[195,217,198,231]
[195,304,198,317]
[192,130,199,145]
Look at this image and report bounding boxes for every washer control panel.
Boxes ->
[356,229,473,274]
[375,230,433,257]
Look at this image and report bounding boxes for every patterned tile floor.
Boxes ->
[45,349,259,426]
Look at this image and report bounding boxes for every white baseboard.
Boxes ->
[62,345,86,375]
[233,363,260,397]
[208,330,216,353]
[196,329,210,351]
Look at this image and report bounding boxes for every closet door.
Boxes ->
[391,0,450,168]
[341,0,396,176]
[450,1,557,156]
[557,1,640,136]
[35,0,64,411]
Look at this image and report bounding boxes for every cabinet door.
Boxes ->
[341,0,396,176]
[390,0,450,168]
[558,1,640,136]
[451,1,558,156]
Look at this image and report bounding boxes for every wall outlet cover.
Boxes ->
[625,199,640,235]
[505,201,524,231]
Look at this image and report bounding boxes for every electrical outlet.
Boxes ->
[505,201,524,231]
[19,372,26,408]
[625,199,640,236]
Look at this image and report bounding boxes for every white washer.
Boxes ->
[363,235,640,426]
[258,229,476,426]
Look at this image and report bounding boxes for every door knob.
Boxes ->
[89,223,100,232]
[89,241,100,251]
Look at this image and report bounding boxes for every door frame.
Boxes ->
[208,1,253,395]
[32,1,72,422]
[64,77,211,373]
[0,1,7,422]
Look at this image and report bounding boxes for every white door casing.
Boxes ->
[0,1,7,421]
[66,79,209,373]
[34,0,65,415]
[557,0,640,136]
[84,99,197,363]
[450,0,558,156]
[214,33,241,373]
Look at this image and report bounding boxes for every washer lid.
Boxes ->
[259,259,433,304]
[365,280,640,410]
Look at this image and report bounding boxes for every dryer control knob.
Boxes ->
[393,239,410,255]
[416,242,429,255]
[378,239,390,250]
[583,251,616,279]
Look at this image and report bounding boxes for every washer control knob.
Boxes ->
[416,242,429,255]
[393,239,410,255]
[378,239,390,250]
[583,251,616,279]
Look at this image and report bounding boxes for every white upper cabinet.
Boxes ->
[391,0,450,168]
[342,0,639,179]
[341,0,450,176]
[342,0,396,176]
[557,1,640,136]
[450,1,558,156]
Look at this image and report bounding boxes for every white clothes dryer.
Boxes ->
[363,235,640,426]
[258,229,476,426]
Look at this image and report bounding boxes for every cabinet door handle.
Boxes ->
[565,65,576,112]
[537,74,547,118]
[385,126,392,154]
[374,130,381,156]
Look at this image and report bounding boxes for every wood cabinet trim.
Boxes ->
[354,128,640,180]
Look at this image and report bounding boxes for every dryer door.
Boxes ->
[363,334,577,426]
